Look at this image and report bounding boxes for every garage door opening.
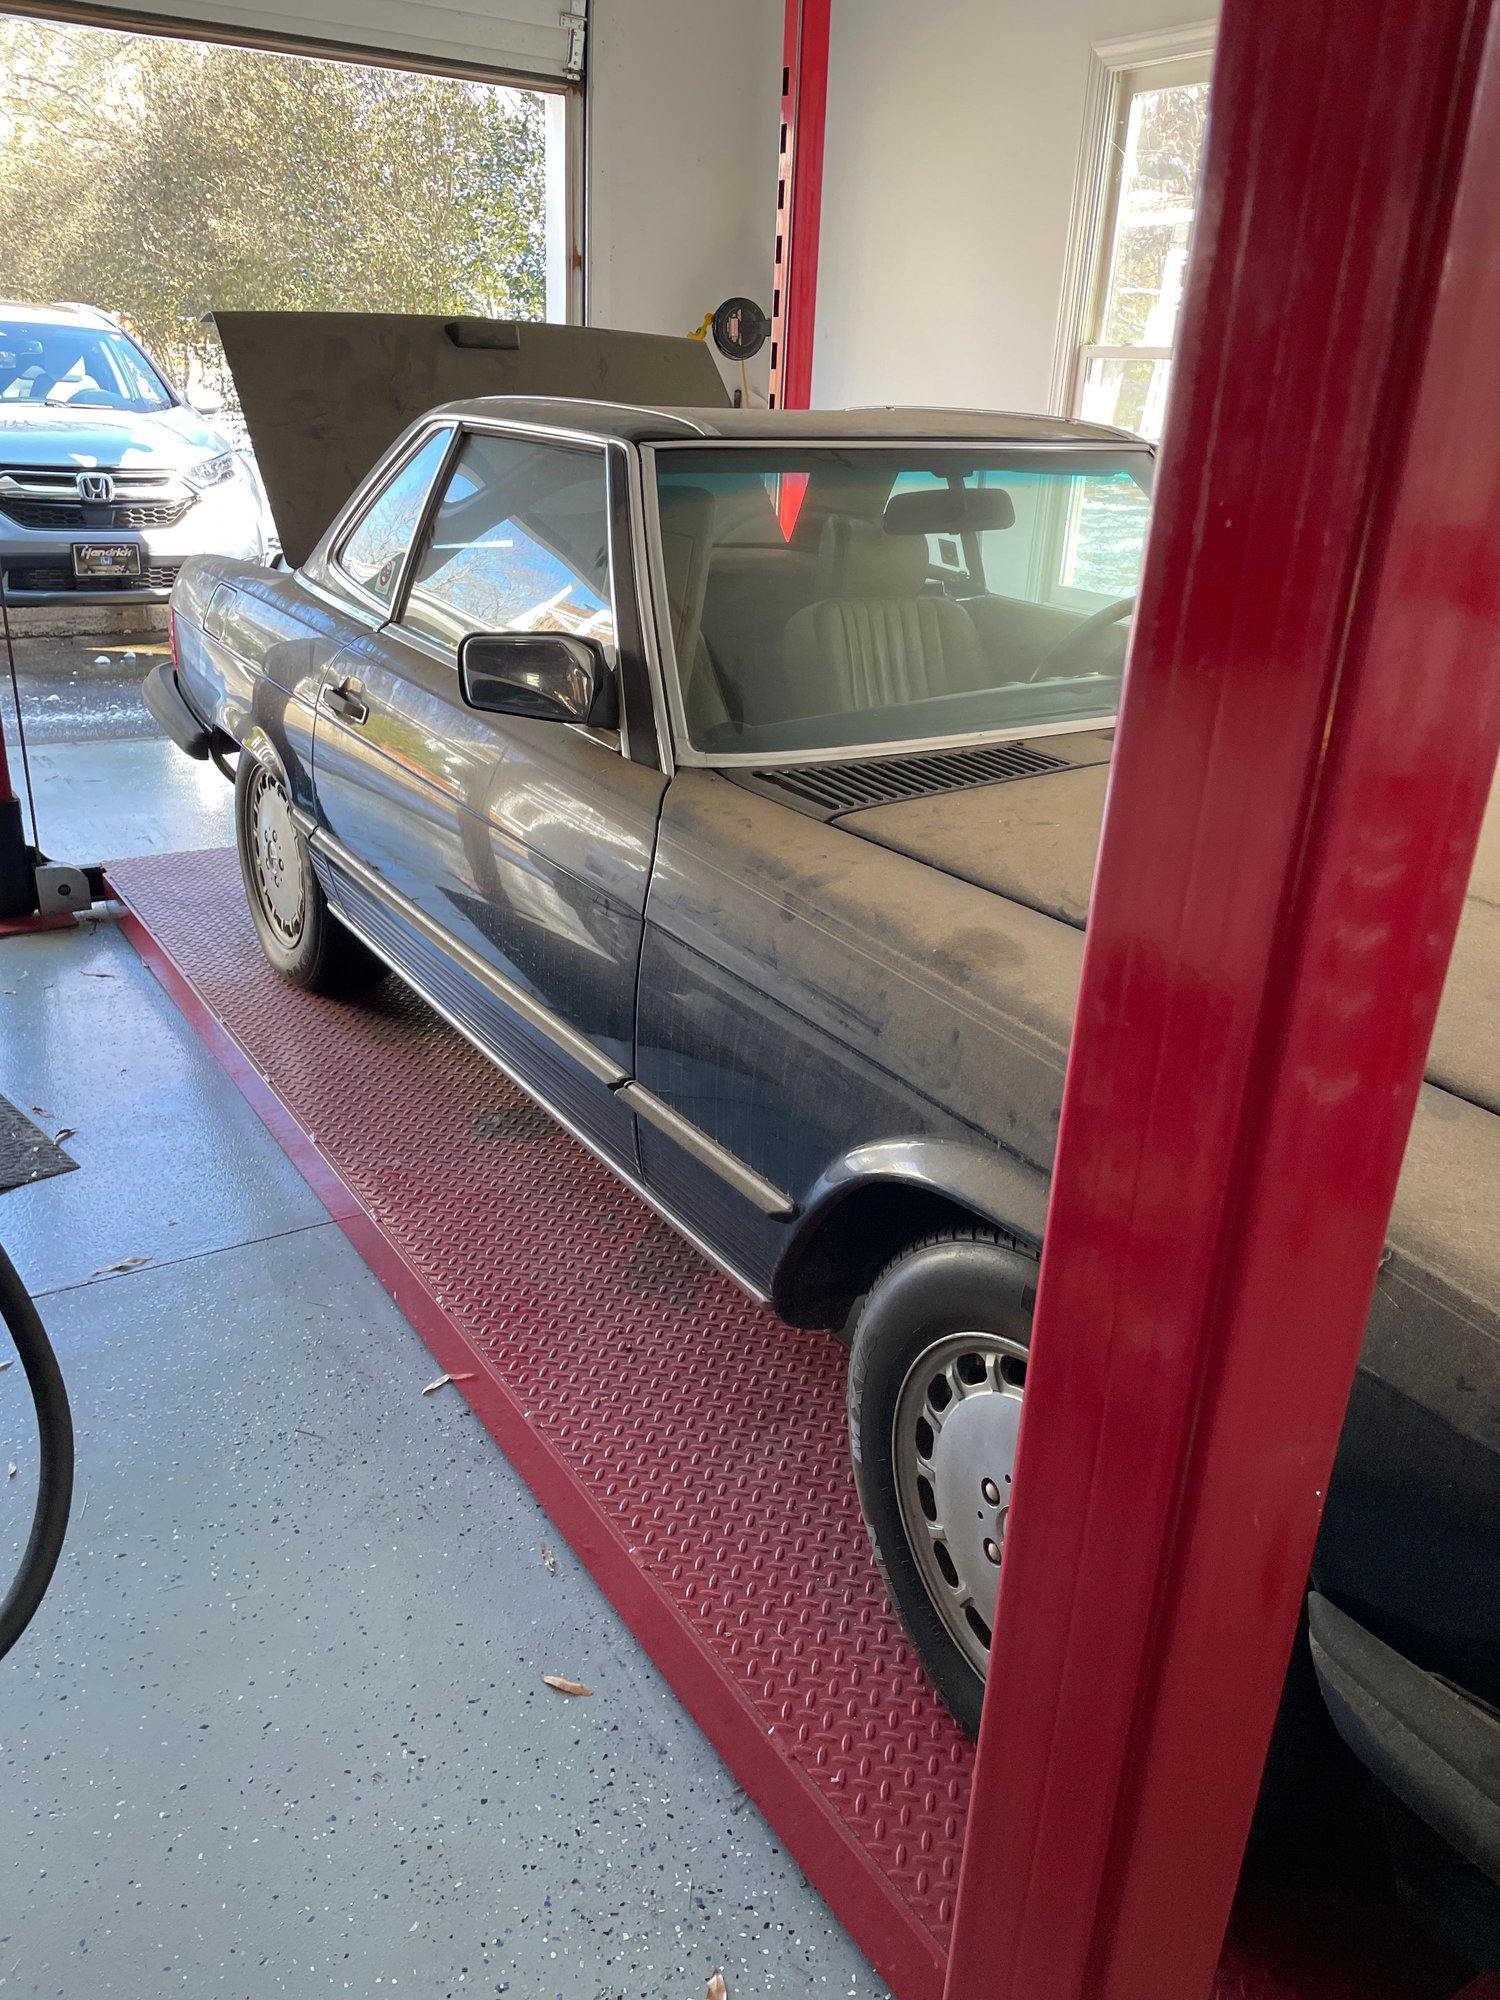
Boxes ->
[0,11,568,865]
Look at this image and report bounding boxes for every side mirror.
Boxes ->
[187,385,223,416]
[458,631,617,729]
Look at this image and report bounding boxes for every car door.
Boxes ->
[310,422,665,1168]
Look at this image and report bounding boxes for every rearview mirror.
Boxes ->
[458,631,617,729]
[186,385,224,416]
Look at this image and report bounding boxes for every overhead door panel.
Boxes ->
[44,0,583,83]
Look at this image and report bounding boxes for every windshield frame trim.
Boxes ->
[638,435,1153,770]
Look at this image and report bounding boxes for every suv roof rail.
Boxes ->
[46,301,116,325]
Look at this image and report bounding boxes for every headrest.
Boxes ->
[818,513,929,597]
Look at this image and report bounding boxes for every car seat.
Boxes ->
[781,514,984,718]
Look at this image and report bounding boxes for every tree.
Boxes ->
[0,20,548,418]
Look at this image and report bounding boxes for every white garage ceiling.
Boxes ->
[24,0,584,84]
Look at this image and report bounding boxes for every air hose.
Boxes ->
[0,1241,72,1662]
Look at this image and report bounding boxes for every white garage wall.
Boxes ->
[586,0,782,401]
[813,0,1221,413]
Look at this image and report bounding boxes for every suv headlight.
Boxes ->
[184,451,240,492]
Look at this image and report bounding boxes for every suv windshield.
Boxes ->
[653,445,1153,759]
[0,318,172,413]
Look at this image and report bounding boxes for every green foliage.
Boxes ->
[0,20,548,408]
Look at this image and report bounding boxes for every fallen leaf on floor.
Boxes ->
[540,1543,558,1575]
[0,1359,12,1372]
[90,1255,150,1277]
[420,1371,475,1396]
[54,1127,76,1143]
[0,990,13,997]
[31,1106,51,1117]
[6,1462,16,1481]
[707,1973,728,2000]
[542,1674,593,1698]
[79,971,115,980]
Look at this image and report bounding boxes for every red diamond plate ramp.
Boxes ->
[105,848,1482,2000]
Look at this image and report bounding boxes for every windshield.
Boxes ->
[652,445,1153,759]
[0,318,172,413]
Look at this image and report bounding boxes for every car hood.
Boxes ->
[840,733,1500,1115]
[212,311,730,568]
[837,731,1113,929]
[0,399,227,470]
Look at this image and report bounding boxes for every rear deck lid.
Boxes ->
[212,311,728,567]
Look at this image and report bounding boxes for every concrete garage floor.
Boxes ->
[3,631,234,860]
[0,638,889,1997]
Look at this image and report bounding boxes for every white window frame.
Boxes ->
[1049,21,1217,423]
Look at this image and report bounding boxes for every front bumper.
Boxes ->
[0,479,264,604]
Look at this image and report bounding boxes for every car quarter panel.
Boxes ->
[635,768,1081,1283]
[172,557,358,814]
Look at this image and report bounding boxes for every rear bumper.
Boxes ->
[1309,1590,1500,1965]
[142,660,213,760]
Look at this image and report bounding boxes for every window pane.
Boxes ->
[655,446,1153,759]
[339,429,451,608]
[1060,474,1152,598]
[1100,80,1209,350]
[1080,352,1174,440]
[403,433,614,654]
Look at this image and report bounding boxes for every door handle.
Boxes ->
[322,677,368,725]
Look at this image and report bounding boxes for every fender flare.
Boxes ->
[772,1135,1049,1318]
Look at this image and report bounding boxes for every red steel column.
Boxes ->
[767,0,830,410]
[945,2,1500,1995]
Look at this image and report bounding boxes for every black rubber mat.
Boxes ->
[0,1093,77,1195]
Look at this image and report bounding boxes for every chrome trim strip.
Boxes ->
[306,825,628,1089]
[663,712,1120,770]
[616,1082,796,1218]
[624,442,677,777]
[303,816,796,1222]
[320,898,772,1306]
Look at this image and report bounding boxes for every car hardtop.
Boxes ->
[416,396,1148,450]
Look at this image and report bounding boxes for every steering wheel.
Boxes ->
[1032,596,1136,681]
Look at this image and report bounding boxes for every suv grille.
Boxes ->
[752,741,1071,814]
[0,496,193,530]
[2,561,180,594]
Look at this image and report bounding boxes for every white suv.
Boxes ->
[0,301,268,604]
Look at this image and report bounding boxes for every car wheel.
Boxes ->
[847,1228,1036,1737]
[235,755,386,997]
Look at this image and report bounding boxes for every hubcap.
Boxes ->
[246,766,305,947]
[892,1331,1028,1677]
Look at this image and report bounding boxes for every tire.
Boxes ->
[234,754,386,997]
[847,1228,1037,1737]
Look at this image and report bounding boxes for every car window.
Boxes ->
[400,432,614,655]
[0,317,171,412]
[336,429,452,610]
[653,445,1154,759]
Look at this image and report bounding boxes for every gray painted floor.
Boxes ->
[0,892,889,1989]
